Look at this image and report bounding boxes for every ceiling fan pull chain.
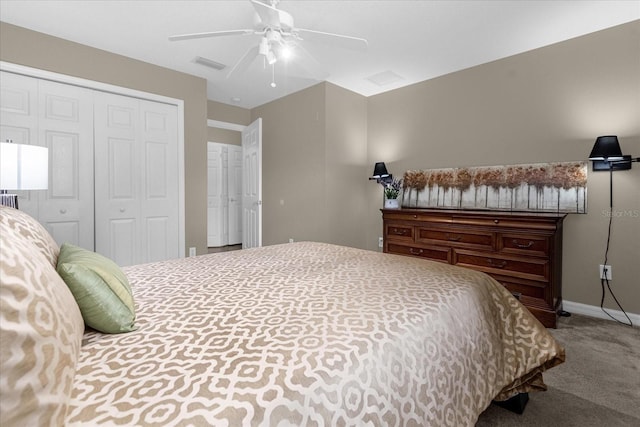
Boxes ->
[271,64,276,88]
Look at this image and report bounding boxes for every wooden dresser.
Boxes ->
[382,208,566,328]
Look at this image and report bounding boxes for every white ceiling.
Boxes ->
[1,1,638,109]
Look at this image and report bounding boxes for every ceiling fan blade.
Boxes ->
[169,29,254,42]
[289,44,330,80]
[296,28,368,51]
[226,45,260,79]
[251,0,293,30]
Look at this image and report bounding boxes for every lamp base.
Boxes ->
[592,155,632,171]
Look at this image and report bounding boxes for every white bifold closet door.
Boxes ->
[1,70,180,266]
[94,91,179,266]
[0,72,94,250]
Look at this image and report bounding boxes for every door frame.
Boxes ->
[1,61,186,257]
[207,119,262,248]
[206,141,243,248]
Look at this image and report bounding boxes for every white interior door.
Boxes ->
[0,71,39,216]
[207,142,242,248]
[94,92,179,266]
[94,92,140,266]
[228,145,243,245]
[139,99,180,263]
[220,146,230,246]
[207,142,222,247]
[0,72,94,250]
[37,79,94,250]
[1,64,186,261]
[242,118,262,249]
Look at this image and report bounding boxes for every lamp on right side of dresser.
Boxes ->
[588,135,639,208]
[588,135,638,172]
[587,135,638,327]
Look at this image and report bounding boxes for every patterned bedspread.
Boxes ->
[67,242,564,426]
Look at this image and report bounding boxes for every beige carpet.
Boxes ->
[476,313,640,426]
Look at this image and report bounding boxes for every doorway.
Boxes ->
[207,118,262,250]
[207,142,242,248]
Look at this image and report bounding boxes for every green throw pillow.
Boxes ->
[57,243,136,333]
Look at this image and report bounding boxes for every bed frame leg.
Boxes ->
[493,392,529,414]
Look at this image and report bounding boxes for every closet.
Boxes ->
[0,70,181,266]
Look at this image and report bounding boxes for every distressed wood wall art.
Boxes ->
[402,161,587,213]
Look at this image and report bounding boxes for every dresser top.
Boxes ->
[381,208,567,221]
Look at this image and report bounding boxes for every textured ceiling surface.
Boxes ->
[1,1,638,108]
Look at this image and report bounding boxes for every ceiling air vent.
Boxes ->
[366,70,404,87]
[193,56,226,71]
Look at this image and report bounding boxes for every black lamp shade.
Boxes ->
[589,136,624,161]
[372,162,389,178]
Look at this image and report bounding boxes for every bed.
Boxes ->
[0,205,564,426]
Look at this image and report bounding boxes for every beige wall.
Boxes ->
[0,22,209,256]
[208,84,368,248]
[208,100,251,125]
[247,83,368,247]
[207,127,241,146]
[206,100,252,145]
[324,83,369,248]
[366,21,640,314]
[251,84,328,244]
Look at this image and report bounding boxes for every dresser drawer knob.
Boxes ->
[493,219,500,224]
[513,239,534,249]
[447,234,462,241]
[409,248,424,255]
[391,228,408,236]
[487,258,507,268]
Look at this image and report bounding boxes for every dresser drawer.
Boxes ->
[383,211,452,224]
[385,223,414,241]
[387,243,450,263]
[491,275,548,301]
[454,250,548,282]
[498,233,550,257]
[416,226,494,250]
[452,215,559,231]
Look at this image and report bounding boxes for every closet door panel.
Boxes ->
[37,80,94,250]
[94,94,178,265]
[0,72,39,216]
[207,142,222,247]
[228,145,243,245]
[140,100,179,262]
[108,218,137,267]
[94,92,141,265]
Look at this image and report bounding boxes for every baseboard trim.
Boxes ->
[563,300,639,327]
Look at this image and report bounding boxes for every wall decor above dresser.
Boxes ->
[401,161,587,213]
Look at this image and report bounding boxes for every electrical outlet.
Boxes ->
[599,264,612,280]
[378,237,384,248]
[189,247,196,257]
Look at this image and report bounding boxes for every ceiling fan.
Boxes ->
[168,0,368,83]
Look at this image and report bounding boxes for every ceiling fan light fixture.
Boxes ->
[280,44,293,60]
[259,37,270,56]
[267,50,277,65]
[171,0,367,84]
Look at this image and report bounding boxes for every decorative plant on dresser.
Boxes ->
[381,208,566,327]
